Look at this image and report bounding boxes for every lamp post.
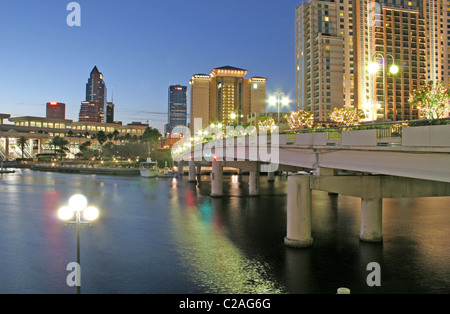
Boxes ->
[268,92,290,125]
[230,110,243,126]
[58,194,99,294]
[368,52,399,122]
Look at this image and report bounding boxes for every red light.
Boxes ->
[174,87,182,90]
[49,102,58,106]
[213,155,217,161]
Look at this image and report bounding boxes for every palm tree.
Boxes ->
[50,136,69,159]
[17,136,27,159]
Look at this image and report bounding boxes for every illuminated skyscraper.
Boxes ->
[79,66,107,122]
[165,85,187,135]
[106,102,115,124]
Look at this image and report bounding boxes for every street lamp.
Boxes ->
[58,194,99,294]
[368,52,399,122]
[268,92,290,125]
[229,110,243,126]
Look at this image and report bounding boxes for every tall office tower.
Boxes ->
[189,66,266,130]
[79,66,107,122]
[46,102,66,120]
[165,85,187,135]
[295,0,355,121]
[106,102,115,123]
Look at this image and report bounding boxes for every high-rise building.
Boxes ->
[106,102,115,124]
[189,66,266,130]
[165,85,187,135]
[296,0,450,122]
[46,102,66,120]
[422,0,450,86]
[295,0,354,121]
[353,0,426,121]
[79,101,104,123]
[79,66,107,122]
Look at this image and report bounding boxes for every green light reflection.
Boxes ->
[170,195,285,294]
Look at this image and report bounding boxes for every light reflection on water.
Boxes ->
[0,169,449,294]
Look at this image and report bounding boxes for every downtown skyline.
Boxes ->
[0,0,299,132]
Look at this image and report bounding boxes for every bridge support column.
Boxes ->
[188,160,197,182]
[268,171,275,182]
[359,198,383,242]
[211,160,223,197]
[5,137,9,160]
[249,169,260,196]
[284,175,314,248]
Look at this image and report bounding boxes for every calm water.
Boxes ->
[0,169,449,294]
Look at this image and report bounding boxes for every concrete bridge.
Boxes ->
[179,124,450,248]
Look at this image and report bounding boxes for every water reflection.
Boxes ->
[169,182,285,294]
[0,170,449,293]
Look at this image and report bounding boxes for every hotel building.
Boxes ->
[296,0,450,122]
[189,66,267,131]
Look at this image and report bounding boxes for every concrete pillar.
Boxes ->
[268,171,275,182]
[284,175,314,248]
[29,139,34,157]
[359,198,383,242]
[211,160,223,197]
[196,165,202,180]
[188,160,197,182]
[5,137,9,160]
[249,170,260,196]
[177,161,184,177]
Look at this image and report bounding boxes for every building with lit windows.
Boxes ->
[296,0,450,122]
[79,66,107,122]
[296,0,354,121]
[189,66,267,131]
[165,85,187,135]
[106,102,115,124]
[0,113,150,160]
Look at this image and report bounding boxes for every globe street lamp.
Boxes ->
[268,92,290,125]
[58,194,99,294]
[368,52,399,122]
[229,110,243,126]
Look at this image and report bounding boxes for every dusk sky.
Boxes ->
[0,0,300,132]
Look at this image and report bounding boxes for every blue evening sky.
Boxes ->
[0,0,301,131]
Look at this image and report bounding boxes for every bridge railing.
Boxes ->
[280,118,450,139]
[176,118,450,159]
